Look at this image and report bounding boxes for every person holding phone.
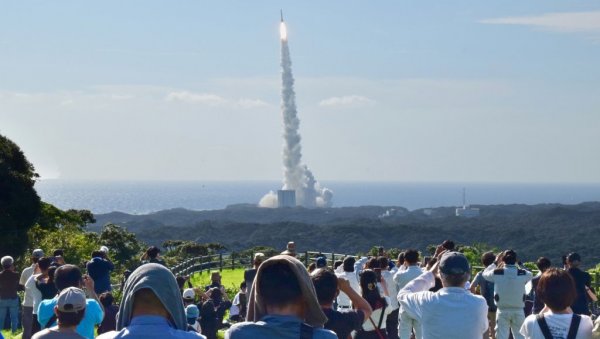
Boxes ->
[393,249,423,339]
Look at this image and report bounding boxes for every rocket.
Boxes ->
[280,9,284,22]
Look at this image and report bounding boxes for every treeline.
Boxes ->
[95,202,600,269]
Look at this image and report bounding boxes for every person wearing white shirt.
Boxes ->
[520,268,592,339]
[336,257,361,309]
[483,250,533,339]
[20,249,44,339]
[379,256,400,339]
[393,249,423,339]
[398,251,488,339]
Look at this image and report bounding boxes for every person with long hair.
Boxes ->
[356,269,391,339]
[520,268,593,338]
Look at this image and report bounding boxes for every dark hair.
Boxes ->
[54,265,82,291]
[442,240,455,250]
[240,281,247,289]
[333,260,343,270]
[481,252,496,267]
[47,266,58,285]
[146,246,160,259]
[311,269,338,305]
[99,292,114,308]
[53,249,64,257]
[536,268,577,311]
[176,276,186,291]
[377,256,388,270]
[359,270,386,310]
[503,250,517,265]
[536,257,552,272]
[404,249,419,265]
[366,258,379,269]
[258,262,302,308]
[343,257,355,272]
[38,257,53,271]
[91,251,104,258]
[57,309,86,327]
[567,252,581,264]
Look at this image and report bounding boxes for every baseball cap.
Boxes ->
[100,246,109,253]
[32,249,45,258]
[182,288,195,300]
[316,257,327,268]
[57,287,87,313]
[186,304,199,319]
[439,252,470,275]
[1,256,14,267]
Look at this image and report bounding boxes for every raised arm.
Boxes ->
[338,277,372,320]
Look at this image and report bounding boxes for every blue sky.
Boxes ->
[1,1,599,182]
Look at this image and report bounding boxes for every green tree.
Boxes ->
[0,133,42,257]
[99,223,145,271]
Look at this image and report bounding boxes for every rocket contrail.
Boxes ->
[259,14,333,208]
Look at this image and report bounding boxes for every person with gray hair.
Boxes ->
[398,251,489,339]
[97,263,204,338]
[0,256,21,333]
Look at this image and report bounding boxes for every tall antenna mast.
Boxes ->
[462,187,466,208]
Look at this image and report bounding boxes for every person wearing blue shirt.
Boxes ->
[37,265,104,339]
[86,250,114,295]
[226,255,336,339]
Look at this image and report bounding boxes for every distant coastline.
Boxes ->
[35,179,600,215]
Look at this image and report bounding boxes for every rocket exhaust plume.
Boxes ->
[259,13,333,208]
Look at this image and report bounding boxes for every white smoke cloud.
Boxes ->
[258,190,278,208]
[259,22,333,208]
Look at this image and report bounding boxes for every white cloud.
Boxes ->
[480,11,600,35]
[236,98,270,109]
[165,91,227,106]
[318,95,375,107]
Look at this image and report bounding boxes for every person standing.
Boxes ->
[470,252,498,339]
[335,257,361,310]
[379,256,400,339]
[0,256,21,333]
[32,287,88,339]
[529,257,551,315]
[86,250,115,295]
[566,253,594,316]
[393,249,423,339]
[20,249,45,339]
[520,268,593,338]
[483,250,533,339]
[312,268,372,339]
[37,265,104,339]
[244,253,264,295]
[398,251,489,339]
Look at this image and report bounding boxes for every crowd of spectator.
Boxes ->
[2,241,600,338]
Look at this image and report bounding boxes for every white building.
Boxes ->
[455,188,480,218]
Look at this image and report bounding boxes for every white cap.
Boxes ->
[100,246,109,253]
[57,287,87,313]
[182,288,195,300]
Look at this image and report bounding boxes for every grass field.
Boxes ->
[1,330,21,339]
[189,267,246,294]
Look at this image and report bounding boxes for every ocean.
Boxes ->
[34,180,600,215]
